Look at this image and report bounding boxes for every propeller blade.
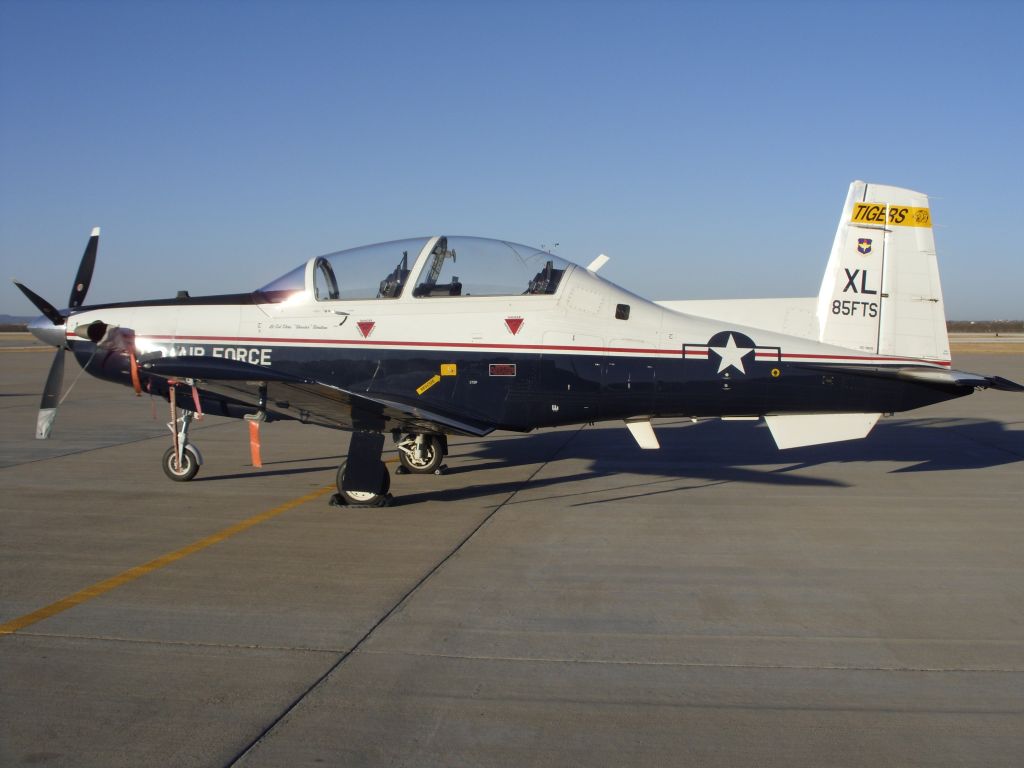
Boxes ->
[37,348,66,439]
[68,227,100,309]
[12,281,64,326]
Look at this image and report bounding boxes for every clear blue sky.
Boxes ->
[1,0,1021,318]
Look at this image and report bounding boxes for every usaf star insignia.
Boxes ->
[709,333,754,374]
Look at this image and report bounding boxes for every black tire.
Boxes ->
[163,446,199,481]
[398,435,444,474]
[335,460,391,506]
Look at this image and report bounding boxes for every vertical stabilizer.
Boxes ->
[816,181,950,362]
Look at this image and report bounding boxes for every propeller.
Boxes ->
[12,227,100,439]
[13,282,63,325]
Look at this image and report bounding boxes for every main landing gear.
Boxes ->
[331,431,393,507]
[333,459,391,506]
[395,433,447,475]
[331,431,448,507]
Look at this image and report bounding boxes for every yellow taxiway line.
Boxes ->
[0,484,336,636]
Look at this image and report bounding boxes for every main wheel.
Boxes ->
[335,460,391,506]
[397,434,444,474]
[162,446,199,481]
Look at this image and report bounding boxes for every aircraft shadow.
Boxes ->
[392,417,1023,506]
[459,417,1024,475]
[259,454,344,466]
[190,417,1022,507]
[195,464,339,482]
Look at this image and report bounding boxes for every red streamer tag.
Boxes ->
[191,385,203,420]
[248,421,262,468]
[129,351,142,395]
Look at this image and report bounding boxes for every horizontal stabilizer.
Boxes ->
[897,368,1024,391]
[764,412,881,449]
[791,362,1024,392]
[979,374,1024,392]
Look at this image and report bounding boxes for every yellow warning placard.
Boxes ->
[850,203,931,228]
[416,375,441,395]
[440,363,457,376]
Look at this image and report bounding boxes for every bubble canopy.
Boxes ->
[257,236,570,302]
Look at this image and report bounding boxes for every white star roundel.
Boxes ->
[709,332,754,374]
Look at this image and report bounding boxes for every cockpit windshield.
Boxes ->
[257,263,306,300]
[257,237,430,302]
[256,236,569,302]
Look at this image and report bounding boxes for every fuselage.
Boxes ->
[63,236,963,433]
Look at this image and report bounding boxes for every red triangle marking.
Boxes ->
[357,321,375,338]
[504,317,524,335]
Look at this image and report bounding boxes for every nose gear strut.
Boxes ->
[162,382,203,481]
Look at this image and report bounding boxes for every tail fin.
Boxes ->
[816,181,950,362]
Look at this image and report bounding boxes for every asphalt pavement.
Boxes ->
[1,348,1022,767]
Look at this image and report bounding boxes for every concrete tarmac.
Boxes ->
[1,348,1022,767]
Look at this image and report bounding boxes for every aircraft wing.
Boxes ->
[140,356,494,436]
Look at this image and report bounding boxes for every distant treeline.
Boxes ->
[948,320,1024,333]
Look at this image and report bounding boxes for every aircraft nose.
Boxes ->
[28,314,67,348]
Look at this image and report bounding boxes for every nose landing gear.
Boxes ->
[163,439,200,481]
[162,394,203,482]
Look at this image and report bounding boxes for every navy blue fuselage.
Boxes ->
[74,341,965,433]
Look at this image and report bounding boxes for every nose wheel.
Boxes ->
[163,445,200,481]
[161,383,203,482]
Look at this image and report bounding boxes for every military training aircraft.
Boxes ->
[15,181,1022,506]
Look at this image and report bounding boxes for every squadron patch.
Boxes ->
[857,238,872,255]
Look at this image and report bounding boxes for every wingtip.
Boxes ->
[90,226,101,237]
